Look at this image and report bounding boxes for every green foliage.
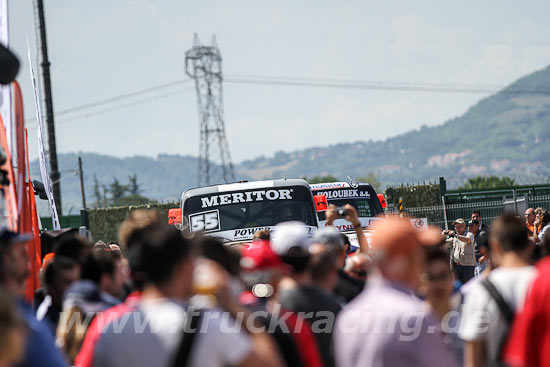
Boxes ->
[110,178,127,200]
[128,174,140,195]
[89,202,178,243]
[385,183,441,208]
[459,176,516,190]
[91,174,151,208]
[306,175,339,184]
[356,173,381,193]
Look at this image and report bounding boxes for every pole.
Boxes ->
[398,197,404,218]
[442,195,449,230]
[78,156,86,209]
[513,189,517,214]
[36,0,62,215]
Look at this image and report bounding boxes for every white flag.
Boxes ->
[27,41,60,230]
[0,0,12,152]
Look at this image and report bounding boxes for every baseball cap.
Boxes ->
[240,241,286,271]
[270,222,312,256]
[371,216,442,258]
[0,228,32,246]
[453,218,465,225]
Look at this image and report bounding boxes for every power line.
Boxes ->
[224,75,550,95]
[27,78,191,122]
[27,86,194,127]
[25,73,550,126]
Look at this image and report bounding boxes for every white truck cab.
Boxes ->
[178,179,318,245]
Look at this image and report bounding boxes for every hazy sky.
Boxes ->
[8,1,550,163]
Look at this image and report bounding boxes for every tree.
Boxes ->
[459,176,516,190]
[306,175,339,184]
[110,178,128,200]
[93,175,102,208]
[128,174,141,195]
[356,172,382,193]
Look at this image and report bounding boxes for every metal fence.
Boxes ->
[387,194,550,230]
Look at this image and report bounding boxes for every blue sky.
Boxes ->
[8,0,550,163]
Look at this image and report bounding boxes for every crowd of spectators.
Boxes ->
[0,205,549,366]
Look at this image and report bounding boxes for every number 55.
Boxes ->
[190,210,220,232]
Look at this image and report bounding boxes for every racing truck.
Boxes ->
[172,179,319,245]
[310,181,386,249]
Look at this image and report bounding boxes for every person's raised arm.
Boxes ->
[343,204,369,253]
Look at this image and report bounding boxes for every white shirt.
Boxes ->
[94,298,252,367]
[539,224,550,242]
[458,266,536,363]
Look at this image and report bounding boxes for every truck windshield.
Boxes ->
[313,186,382,220]
[184,186,317,233]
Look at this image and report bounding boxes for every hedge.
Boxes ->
[89,202,178,243]
[385,184,441,208]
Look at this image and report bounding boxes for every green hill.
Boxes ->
[31,65,550,214]
[237,65,550,186]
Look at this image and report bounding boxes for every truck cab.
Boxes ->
[179,179,318,245]
[310,182,384,248]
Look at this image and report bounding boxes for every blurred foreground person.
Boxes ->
[57,247,124,363]
[503,253,550,366]
[0,229,66,367]
[275,223,342,367]
[459,213,535,367]
[0,290,25,367]
[240,240,322,367]
[75,209,161,367]
[91,223,283,367]
[36,256,80,334]
[334,217,455,367]
[421,247,463,365]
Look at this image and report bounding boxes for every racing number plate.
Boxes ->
[189,210,221,233]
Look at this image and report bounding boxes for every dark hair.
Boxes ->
[472,210,481,216]
[308,250,338,283]
[491,213,529,253]
[81,249,119,283]
[43,256,79,287]
[425,247,449,266]
[197,237,240,276]
[281,247,310,274]
[55,236,92,266]
[253,229,271,241]
[340,233,351,247]
[541,211,550,229]
[129,223,194,286]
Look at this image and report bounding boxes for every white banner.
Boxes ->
[0,0,12,152]
[27,42,60,230]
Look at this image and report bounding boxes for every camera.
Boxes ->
[443,230,455,238]
[336,207,348,217]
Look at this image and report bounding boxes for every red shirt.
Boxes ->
[75,292,141,367]
[503,258,549,367]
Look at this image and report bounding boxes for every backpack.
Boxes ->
[170,308,203,367]
[480,278,514,367]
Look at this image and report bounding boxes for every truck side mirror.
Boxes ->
[377,193,387,209]
[32,180,48,200]
[168,208,184,230]
[313,194,328,212]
